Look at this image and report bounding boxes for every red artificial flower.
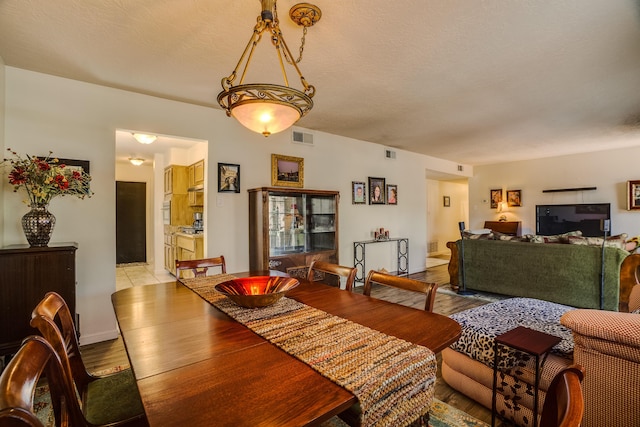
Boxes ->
[8,168,27,185]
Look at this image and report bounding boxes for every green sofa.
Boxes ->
[447,239,630,311]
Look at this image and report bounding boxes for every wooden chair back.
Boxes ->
[540,364,585,427]
[175,256,226,278]
[364,270,438,312]
[0,335,78,427]
[30,292,93,395]
[307,260,357,291]
[30,292,147,426]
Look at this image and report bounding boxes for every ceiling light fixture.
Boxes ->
[132,133,157,144]
[217,0,321,137]
[129,158,145,166]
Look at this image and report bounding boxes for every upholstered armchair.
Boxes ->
[560,285,640,427]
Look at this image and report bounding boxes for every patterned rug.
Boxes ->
[34,374,489,427]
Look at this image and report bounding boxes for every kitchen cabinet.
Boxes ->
[188,159,205,189]
[175,234,204,277]
[248,187,339,273]
[164,232,177,275]
[0,243,77,355]
[188,190,204,207]
[164,165,188,196]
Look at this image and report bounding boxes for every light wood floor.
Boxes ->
[82,261,510,426]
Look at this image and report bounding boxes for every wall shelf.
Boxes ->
[542,187,597,193]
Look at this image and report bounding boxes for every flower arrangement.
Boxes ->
[3,148,93,206]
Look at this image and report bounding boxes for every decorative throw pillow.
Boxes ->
[529,231,583,244]
[567,233,628,250]
[462,230,494,240]
[492,231,528,242]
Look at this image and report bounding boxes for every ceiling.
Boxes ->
[2,0,640,166]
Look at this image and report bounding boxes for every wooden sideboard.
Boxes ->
[0,243,77,355]
[484,221,522,236]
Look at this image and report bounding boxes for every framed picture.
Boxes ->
[368,177,385,204]
[218,163,240,193]
[506,189,522,207]
[352,181,366,204]
[443,196,450,207]
[57,158,91,194]
[490,189,502,209]
[57,158,90,174]
[386,184,398,205]
[627,180,640,210]
[271,154,304,188]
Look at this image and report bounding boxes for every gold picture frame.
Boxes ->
[627,180,640,210]
[271,154,304,188]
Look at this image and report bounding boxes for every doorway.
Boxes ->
[116,181,147,264]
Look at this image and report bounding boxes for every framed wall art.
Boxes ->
[386,184,397,205]
[218,163,240,193]
[443,196,450,207]
[506,189,522,207]
[627,180,640,210]
[352,181,366,204]
[57,158,90,175]
[271,154,304,188]
[490,189,502,209]
[57,158,91,194]
[368,177,385,204]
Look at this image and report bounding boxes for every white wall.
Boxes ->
[469,147,640,237]
[114,161,155,265]
[2,67,459,344]
[426,179,468,255]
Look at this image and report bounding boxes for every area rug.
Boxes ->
[320,399,489,427]
[34,372,488,427]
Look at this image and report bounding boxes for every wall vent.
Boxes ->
[457,165,464,172]
[292,130,314,145]
[428,241,438,253]
[385,149,396,159]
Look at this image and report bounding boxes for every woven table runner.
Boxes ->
[180,275,436,427]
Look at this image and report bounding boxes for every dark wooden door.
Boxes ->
[116,181,146,264]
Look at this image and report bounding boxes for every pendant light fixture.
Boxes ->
[132,133,157,144]
[217,1,321,137]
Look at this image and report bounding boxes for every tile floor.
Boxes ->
[115,263,175,291]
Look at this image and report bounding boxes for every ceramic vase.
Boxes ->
[21,204,56,247]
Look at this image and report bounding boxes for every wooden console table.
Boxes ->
[484,221,522,236]
[353,238,409,283]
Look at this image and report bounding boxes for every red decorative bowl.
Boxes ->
[215,276,300,308]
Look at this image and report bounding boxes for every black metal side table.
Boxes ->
[353,237,409,283]
[491,326,562,427]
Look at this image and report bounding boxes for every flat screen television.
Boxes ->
[535,203,610,237]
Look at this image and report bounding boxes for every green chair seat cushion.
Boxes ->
[84,368,145,425]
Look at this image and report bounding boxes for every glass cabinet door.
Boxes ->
[268,192,337,256]
[308,195,336,251]
[269,194,306,255]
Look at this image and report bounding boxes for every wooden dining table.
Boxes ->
[111,271,461,426]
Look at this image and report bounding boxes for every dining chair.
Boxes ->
[364,270,438,312]
[306,260,357,291]
[175,256,226,278]
[539,364,585,427]
[30,292,147,426]
[0,335,70,426]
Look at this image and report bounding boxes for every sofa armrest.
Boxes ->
[561,309,640,362]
